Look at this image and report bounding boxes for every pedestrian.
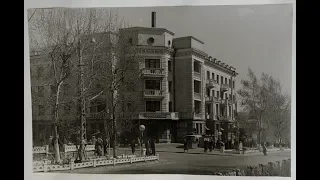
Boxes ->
[124,139,128,147]
[145,140,149,156]
[95,136,103,157]
[262,143,267,156]
[103,137,109,155]
[150,139,156,156]
[209,139,213,152]
[131,139,136,155]
[204,140,208,154]
[183,139,188,153]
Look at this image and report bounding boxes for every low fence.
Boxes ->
[224,148,290,154]
[213,158,291,177]
[33,154,160,172]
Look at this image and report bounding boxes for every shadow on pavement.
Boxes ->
[156,150,235,156]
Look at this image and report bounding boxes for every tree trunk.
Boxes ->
[53,82,63,163]
[112,115,117,158]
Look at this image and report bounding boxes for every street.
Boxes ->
[64,143,291,175]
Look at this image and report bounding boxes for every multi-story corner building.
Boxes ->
[116,12,238,143]
[30,11,238,145]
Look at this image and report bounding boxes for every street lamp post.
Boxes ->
[139,125,145,156]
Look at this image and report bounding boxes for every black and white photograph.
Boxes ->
[26,1,294,177]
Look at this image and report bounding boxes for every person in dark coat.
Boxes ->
[103,137,109,155]
[183,139,188,153]
[131,140,136,155]
[262,143,268,156]
[95,137,103,157]
[145,140,149,156]
[150,139,156,156]
[204,140,208,153]
[209,139,213,152]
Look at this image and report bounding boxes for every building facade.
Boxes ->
[30,12,238,145]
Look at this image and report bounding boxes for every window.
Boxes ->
[169,102,173,112]
[216,104,219,115]
[196,124,199,134]
[145,59,160,68]
[168,40,171,46]
[233,81,235,88]
[229,105,231,116]
[212,73,215,80]
[194,100,201,114]
[233,95,235,101]
[217,91,220,98]
[212,90,215,97]
[97,104,106,112]
[194,80,201,93]
[145,80,161,90]
[168,61,172,72]
[38,105,44,115]
[229,79,231,86]
[38,86,44,97]
[193,61,201,73]
[207,71,210,80]
[217,75,219,84]
[221,76,224,84]
[229,94,232,100]
[146,101,161,112]
[206,88,210,96]
[225,78,227,85]
[207,104,211,114]
[169,81,172,92]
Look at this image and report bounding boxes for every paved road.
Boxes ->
[65,143,291,175]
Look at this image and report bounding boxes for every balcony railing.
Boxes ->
[86,112,109,119]
[194,92,201,100]
[218,115,233,121]
[139,112,179,120]
[141,68,165,77]
[144,89,164,98]
[206,113,218,120]
[220,84,230,92]
[206,79,218,88]
[194,71,201,79]
[205,96,220,103]
[179,112,205,120]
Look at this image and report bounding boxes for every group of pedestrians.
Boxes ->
[130,138,156,156]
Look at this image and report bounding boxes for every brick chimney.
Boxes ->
[152,12,156,28]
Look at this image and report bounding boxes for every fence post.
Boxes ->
[113,158,116,166]
[144,156,146,162]
[157,154,160,160]
[130,157,133,164]
[45,145,49,159]
[93,159,96,167]
[64,144,67,159]
[70,158,75,170]
[43,159,49,172]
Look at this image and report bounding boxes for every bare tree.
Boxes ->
[28,8,116,162]
[237,68,269,146]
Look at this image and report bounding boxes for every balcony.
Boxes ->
[205,96,220,103]
[194,92,201,100]
[144,89,165,98]
[206,79,218,88]
[179,112,205,120]
[218,115,233,122]
[141,68,165,78]
[86,112,109,119]
[139,112,179,120]
[206,113,218,121]
[194,71,201,80]
[220,84,230,92]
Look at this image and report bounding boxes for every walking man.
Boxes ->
[150,139,156,156]
[183,139,188,153]
[131,139,136,155]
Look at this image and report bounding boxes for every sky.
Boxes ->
[113,4,293,95]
